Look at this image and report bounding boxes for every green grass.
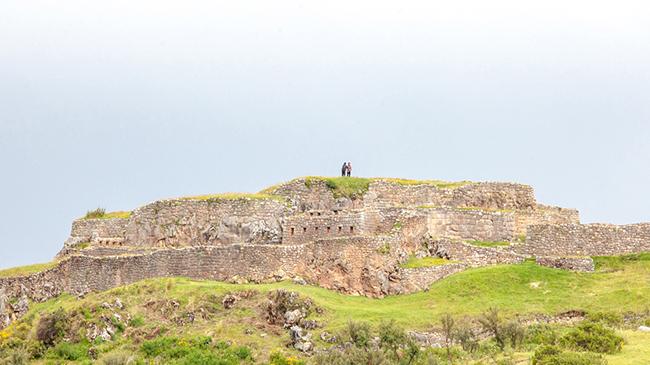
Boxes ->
[305,176,371,199]
[400,256,458,269]
[466,240,512,248]
[593,253,650,271]
[261,176,472,197]
[83,209,131,220]
[102,211,132,219]
[0,262,57,278]
[607,330,650,365]
[179,193,287,204]
[375,177,472,189]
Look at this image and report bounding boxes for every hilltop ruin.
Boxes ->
[1,176,649,329]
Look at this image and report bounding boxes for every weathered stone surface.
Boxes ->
[536,257,595,272]
[430,238,526,267]
[0,288,6,314]
[522,223,650,256]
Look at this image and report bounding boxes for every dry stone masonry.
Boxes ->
[1,176,649,329]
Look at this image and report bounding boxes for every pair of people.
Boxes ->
[341,162,352,177]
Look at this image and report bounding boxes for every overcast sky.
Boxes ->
[1,1,649,269]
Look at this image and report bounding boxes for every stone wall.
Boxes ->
[365,181,536,210]
[270,178,362,211]
[400,264,468,292]
[65,218,129,247]
[431,239,526,267]
[523,223,650,256]
[536,257,594,272]
[424,208,516,242]
[124,198,288,247]
[514,205,580,236]
[1,244,306,301]
[283,210,368,244]
[281,208,403,245]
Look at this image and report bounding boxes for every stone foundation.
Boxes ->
[523,223,650,256]
[535,257,595,272]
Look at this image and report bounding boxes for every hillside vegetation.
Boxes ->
[2,255,650,364]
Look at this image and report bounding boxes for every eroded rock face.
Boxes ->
[0,288,9,329]
[0,288,6,314]
[200,217,283,246]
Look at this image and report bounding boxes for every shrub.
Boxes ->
[84,208,106,219]
[47,341,89,361]
[233,346,252,360]
[129,315,145,328]
[35,309,67,347]
[340,321,371,348]
[587,312,623,327]
[175,348,237,365]
[378,320,406,354]
[560,322,624,354]
[502,321,526,349]
[0,346,30,365]
[525,324,559,346]
[141,336,180,358]
[532,345,606,365]
[454,323,479,353]
[479,308,505,350]
[269,351,306,365]
[440,313,454,361]
[313,347,385,365]
[101,352,140,365]
[140,336,249,364]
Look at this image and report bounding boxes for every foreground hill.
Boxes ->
[2,254,650,364]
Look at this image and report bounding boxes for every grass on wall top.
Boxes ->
[467,240,512,248]
[376,177,472,189]
[83,208,132,220]
[280,176,473,199]
[0,262,57,278]
[179,193,287,204]
[400,256,459,269]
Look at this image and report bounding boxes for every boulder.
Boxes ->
[12,295,29,317]
[222,294,239,309]
[284,309,304,326]
[639,326,650,332]
[289,325,313,352]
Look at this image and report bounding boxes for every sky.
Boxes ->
[0,0,649,269]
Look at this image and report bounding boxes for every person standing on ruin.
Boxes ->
[346,162,352,177]
[341,162,348,177]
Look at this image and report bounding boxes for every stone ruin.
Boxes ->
[1,177,649,329]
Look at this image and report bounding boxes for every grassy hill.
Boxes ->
[2,254,650,364]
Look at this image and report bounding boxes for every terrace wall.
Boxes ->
[425,208,516,242]
[366,181,536,210]
[123,198,288,247]
[523,223,650,256]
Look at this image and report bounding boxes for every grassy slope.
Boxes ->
[29,256,650,329]
[8,256,650,363]
[0,262,57,278]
